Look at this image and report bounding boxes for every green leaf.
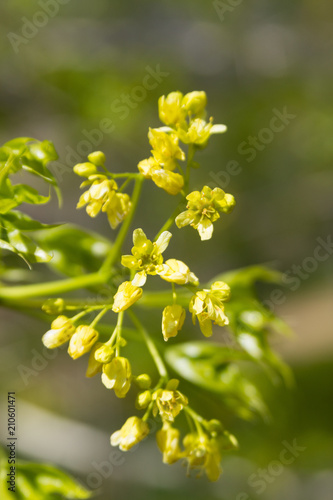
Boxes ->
[209,265,294,385]
[0,454,92,499]
[7,229,52,264]
[1,137,61,205]
[12,184,50,205]
[165,341,269,420]
[36,224,112,277]
[1,211,62,231]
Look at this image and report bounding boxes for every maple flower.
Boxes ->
[102,356,131,398]
[189,281,231,337]
[175,185,235,240]
[121,229,172,286]
[111,416,149,451]
[162,304,186,341]
[42,315,75,349]
[68,325,99,359]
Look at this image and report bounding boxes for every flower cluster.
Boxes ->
[74,151,132,229]
[138,91,228,195]
[39,91,247,483]
[42,315,99,360]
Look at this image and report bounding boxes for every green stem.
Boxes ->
[115,311,124,356]
[0,175,144,304]
[99,175,144,278]
[0,272,105,302]
[154,201,185,240]
[127,309,168,379]
[90,306,111,328]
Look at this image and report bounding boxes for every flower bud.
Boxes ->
[42,298,65,315]
[206,419,223,435]
[73,162,98,177]
[88,151,106,166]
[162,304,186,341]
[94,344,115,364]
[182,91,207,116]
[135,374,152,389]
[42,315,75,349]
[112,281,143,313]
[156,423,182,464]
[111,416,149,451]
[102,356,131,398]
[68,325,99,359]
[135,390,152,409]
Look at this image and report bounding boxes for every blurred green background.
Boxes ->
[1,1,333,499]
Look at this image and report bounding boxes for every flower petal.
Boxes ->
[155,231,172,254]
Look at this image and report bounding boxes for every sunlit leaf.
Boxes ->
[36,224,112,277]
[165,341,269,420]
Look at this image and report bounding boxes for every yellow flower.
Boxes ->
[68,325,99,359]
[158,258,199,285]
[148,128,185,171]
[112,281,143,312]
[73,162,97,177]
[181,91,207,118]
[77,175,118,217]
[183,433,222,482]
[138,157,184,195]
[151,168,184,195]
[152,379,188,422]
[156,422,182,464]
[101,356,131,398]
[189,281,230,337]
[121,229,172,286]
[158,91,186,126]
[162,304,186,341]
[177,118,226,146]
[111,416,149,451]
[86,341,104,378]
[42,315,75,349]
[94,343,115,364]
[102,191,132,229]
[175,185,236,241]
[135,390,152,409]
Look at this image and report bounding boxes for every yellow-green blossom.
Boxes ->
[111,416,149,451]
[152,379,188,422]
[102,191,132,230]
[176,186,235,240]
[102,356,131,398]
[158,258,199,285]
[162,304,186,341]
[42,315,75,349]
[68,325,99,359]
[181,91,207,118]
[73,162,97,177]
[148,128,185,171]
[137,129,185,195]
[77,174,131,229]
[189,281,231,337]
[183,433,222,482]
[135,390,152,409]
[156,422,182,464]
[77,175,117,217]
[177,118,227,146]
[121,229,172,286]
[158,91,186,126]
[112,281,143,312]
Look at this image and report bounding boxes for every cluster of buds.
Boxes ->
[138,91,228,195]
[74,151,132,229]
[42,315,99,360]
